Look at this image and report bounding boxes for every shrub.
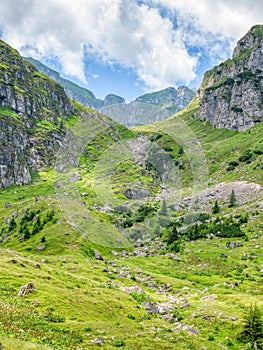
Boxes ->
[239,150,253,163]
[23,227,30,240]
[183,217,245,241]
[227,165,236,171]
[112,339,125,347]
[8,217,17,232]
[131,292,147,303]
[43,312,65,323]
[229,161,239,167]
[127,314,135,320]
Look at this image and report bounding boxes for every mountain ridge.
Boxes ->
[24,57,195,126]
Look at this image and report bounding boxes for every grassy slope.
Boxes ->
[0,100,262,349]
[134,99,263,186]
[0,197,262,349]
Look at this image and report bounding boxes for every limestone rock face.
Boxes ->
[198,25,263,131]
[0,39,74,188]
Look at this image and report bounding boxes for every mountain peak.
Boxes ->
[233,24,263,58]
[135,86,195,108]
[103,93,125,106]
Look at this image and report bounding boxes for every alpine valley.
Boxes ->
[24,57,196,127]
[0,25,262,350]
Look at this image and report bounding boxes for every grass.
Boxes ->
[0,175,262,348]
[0,157,262,349]
[0,223,262,349]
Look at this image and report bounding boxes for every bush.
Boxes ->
[229,161,239,167]
[239,150,253,163]
[112,339,125,347]
[227,165,236,171]
[23,227,30,240]
[43,312,65,323]
[168,240,181,253]
[131,292,147,303]
[183,218,245,241]
[8,217,17,232]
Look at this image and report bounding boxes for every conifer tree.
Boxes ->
[166,224,179,245]
[160,199,167,215]
[8,217,17,232]
[24,227,30,240]
[212,200,220,214]
[229,189,236,207]
[239,303,263,348]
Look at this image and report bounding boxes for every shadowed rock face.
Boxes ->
[198,25,263,131]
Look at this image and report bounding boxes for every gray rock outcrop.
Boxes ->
[198,25,263,131]
[0,40,73,188]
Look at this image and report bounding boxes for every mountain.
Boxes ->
[24,57,195,126]
[197,24,263,131]
[103,93,125,106]
[135,86,195,112]
[0,42,72,187]
[0,26,263,350]
[100,86,195,127]
[0,41,128,188]
[24,56,105,108]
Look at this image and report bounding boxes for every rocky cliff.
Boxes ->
[198,25,263,131]
[0,40,74,187]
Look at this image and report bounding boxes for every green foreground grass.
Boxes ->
[0,231,262,349]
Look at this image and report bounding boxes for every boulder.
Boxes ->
[120,286,144,295]
[18,282,37,296]
[141,302,159,314]
[94,250,104,261]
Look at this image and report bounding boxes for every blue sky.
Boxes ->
[0,0,262,101]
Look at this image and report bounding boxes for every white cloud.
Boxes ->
[0,0,197,90]
[147,0,263,43]
[0,0,262,90]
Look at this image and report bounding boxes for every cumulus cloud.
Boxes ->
[147,0,263,46]
[0,0,197,90]
[0,0,262,90]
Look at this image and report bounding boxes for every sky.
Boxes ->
[0,0,262,101]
